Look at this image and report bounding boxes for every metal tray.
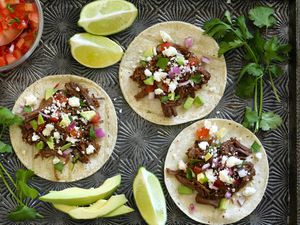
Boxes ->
[0,0,297,224]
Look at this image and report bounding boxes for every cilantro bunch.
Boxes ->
[0,107,42,221]
[204,6,291,132]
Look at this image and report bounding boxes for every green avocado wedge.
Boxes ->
[68,194,128,220]
[40,175,121,205]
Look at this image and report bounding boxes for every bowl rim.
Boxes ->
[0,0,44,72]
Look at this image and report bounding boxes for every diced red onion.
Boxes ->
[9,44,14,53]
[202,163,210,170]
[210,185,219,190]
[40,112,50,118]
[168,66,181,78]
[178,80,190,87]
[95,128,105,138]
[148,92,155,100]
[188,203,195,212]
[201,56,211,64]
[227,168,233,176]
[237,196,246,206]
[238,169,248,178]
[225,191,232,199]
[184,37,193,48]
[63,148,73,156]
[67,121,76,132]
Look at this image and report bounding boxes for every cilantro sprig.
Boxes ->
[0,107,42,221]
[204,6,291,132]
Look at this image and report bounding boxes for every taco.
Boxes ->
[10,75,118,182]
[164,119,269,224]
[119,21,227,125]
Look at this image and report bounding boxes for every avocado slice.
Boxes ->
[53,199,106,214]
[40,174,121,205]
[80,111,96,121]
[103,205,134,217]
[45,88,57,100]
[68,194,128,220]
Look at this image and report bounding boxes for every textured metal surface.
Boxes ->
[0,0,295,224]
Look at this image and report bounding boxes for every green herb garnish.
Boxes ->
[23,106,32,113]
[89,127,96,139]
[189,73,202,84]
[186,168,195,180]
[160,95,169,104]
[9,17,21,24]
[204,6,291,132]
[6,4,14,13]
[156,57,169,70]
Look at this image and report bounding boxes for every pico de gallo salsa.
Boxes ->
[0,0,39,67]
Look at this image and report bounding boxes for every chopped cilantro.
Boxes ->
[23,106,32,113]
[189,73,202,84]
[140,60,147,67]
[156,57,169,70]
[6,4,14,13]
[186,168,195,180]
[189,159,201,166]
[9,17,21,25]
[160,95,169,104]
[89,127,96,139]
[251,141,261,153]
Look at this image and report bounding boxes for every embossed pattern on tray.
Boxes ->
[0,0,292,224]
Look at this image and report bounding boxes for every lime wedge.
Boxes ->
[133,167,167,225]
[70,33,123,68]
[78,0,138,35]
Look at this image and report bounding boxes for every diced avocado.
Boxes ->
[204,152,212,162]
[36,141,44,150]
[219,198,229,210]
[59,114,71,127]
[37,114,44,125]
[30,120,38,131]
[168,92,175,101]
[176,56,185,66]
[45,88,57,100]
[143,47,153,57]
[251,141,261,153]
[197,173,208,184]
[183,96,194,110]
[68,194,128,220]
[61,143,72,151]
[143,76,154,85]
[194,96,204,107]
[178,185,193,195]
[47,137,54,150]
[39,174,121,205]
[80,111,96,121]
[54,162,64,172]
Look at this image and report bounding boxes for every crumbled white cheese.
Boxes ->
[198,141,209,150]
[75,87,80,92]
[153,47,157,56]
[178,160,187,170]
[255,152,262,160]
[153,71,168,82]
[154,88,164,95]
[44,109,50,114]
[144,69,152,77]
[66,136,78,144]
[242,187,256,196]
[160,31,173,43]
[86,144,95,155]
[52,157,60,164]
[219,169,234,184]
[146,56,152,62]
[24,94,37,107]
[163,46,178,57]
[204,120,212,129]
[205,169,217,183]
[42,124,54,136]
[168,80,178,93]
[221,155,228,165]
[238,169,248,178]
[31,133,40,142]
[57,150,63,155]
[53,131,60,140]
[226,156,243,168]
[68,96,80,107]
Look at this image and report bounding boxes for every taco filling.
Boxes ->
[167,121,261,209]
[130,31,211,117]
[20,82,105,176]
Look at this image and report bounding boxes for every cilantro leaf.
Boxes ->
[156,57,169,70]
[8,206,43,221]
[249,6,276,28]
[54,162,65,172]
[269,64,284,78]
[160,96,169,104]
[236,15,253,40]
[189,73,202,84]
[242,107,259,129]
[16,169,39,201]
[186,168,195,180]
[238,63,264,83]
[0,107,23,126]
[0,141,12,153]
[224,10,232,25]
[23,106,32,113]
[203,18,232,39]
[260,111,282,131]
[236,74,256,99]
[219,39,244,56]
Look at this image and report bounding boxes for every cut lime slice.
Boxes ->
[78,0,138,35]
[70,33,123,68]
[133,167,167,225]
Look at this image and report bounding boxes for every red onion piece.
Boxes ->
[40,112,50,118]
[148,92,155,100]
[95,128,105,138]
[202,163,210,170]
[9,44,14,53]
[227,168,234,176]
[201,56,211,64]
[63,148,73,156]
[67,121,76,132]
[225,191,232,199]
[168,66,181,78]
[178,80,190,87]
[188,203,195,212]
[210,185,219,190]
[184,37,193,48]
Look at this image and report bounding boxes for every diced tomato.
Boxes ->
[161,83,169,92]
[7,0,20,4]
[1,8,9,15]
[49,117,59,123]
[193,166,202,175]
[0,0,6,9]
[213,179,225,188]
[144,85,156,93]
[160,42,172,50]
[0,56,6,66]
[196,127,210,140]
[28,12,38,23]
[36,124,45,133]
[16,37,24,48]
[12,49,21,59]
[24,3,34,11]
[91,112,101,124]
[5,53,16,64]
[188,57,200,66]
[54,93,68,103]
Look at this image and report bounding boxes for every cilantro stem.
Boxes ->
[0,125,4,139]
[259,77,263,117]
[254,82,259,132]
[0,162,16,188]
[0,168,23,206]
[244,43,258,63]
[268,69,281,102]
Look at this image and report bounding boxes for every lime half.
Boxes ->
[70,33,123,68]
[133,167,167,225]
[78,0,138,35]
